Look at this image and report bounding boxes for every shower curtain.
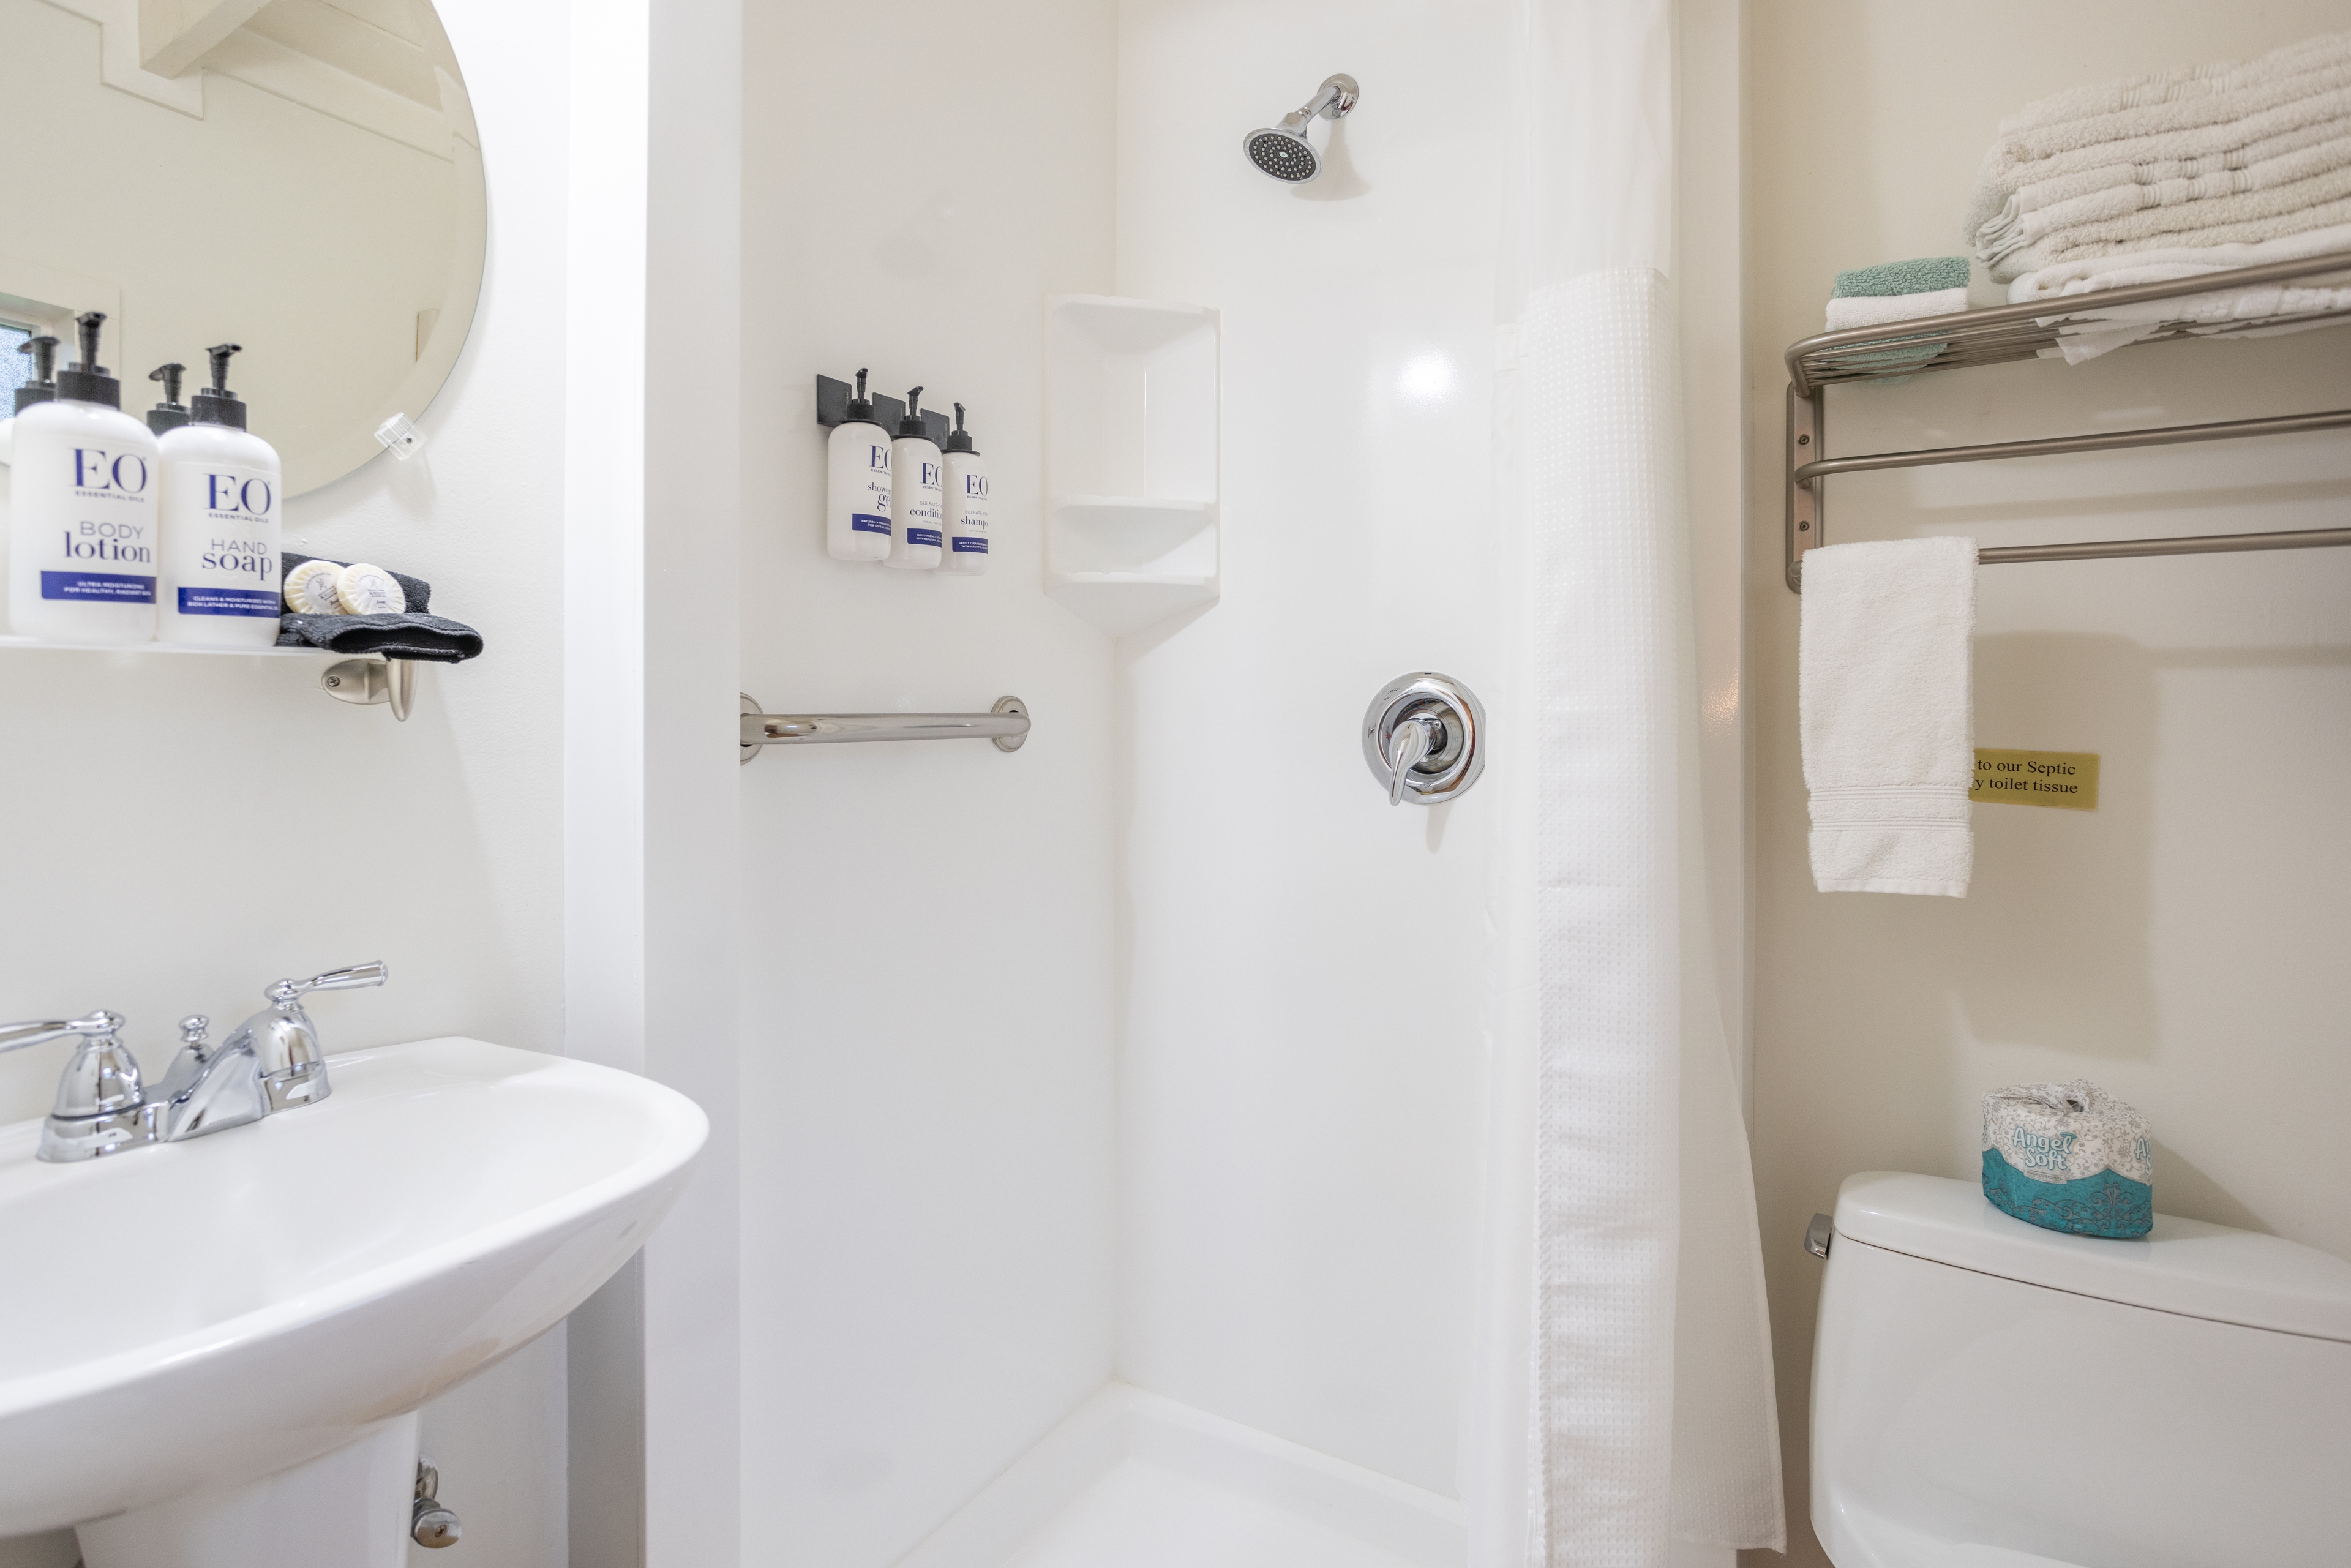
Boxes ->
[1466,1,1785,1564]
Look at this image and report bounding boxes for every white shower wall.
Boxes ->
[1112,0,1513,1497]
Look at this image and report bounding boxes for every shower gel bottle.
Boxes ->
[158,344,282,647]
[885,386,942,571]
[826,367,892,560]
[9,313,160,643]
[939,402,988,576]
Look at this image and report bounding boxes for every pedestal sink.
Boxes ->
[0,1036,707,1567]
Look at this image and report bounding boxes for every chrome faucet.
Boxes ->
[0,961,388,1163]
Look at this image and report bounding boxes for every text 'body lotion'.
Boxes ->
[885,386,942,571]
[157,345,282,647]
[826,367,892,560]
[8,313,160,643]
[940,403,988,576]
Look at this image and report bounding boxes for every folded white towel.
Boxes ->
[1979,111,2351,245]
[1997,31,2351,135]
[1965,56,2351,236]
[1979,124,2351,258]
[2007,216,2351,298]
[1989,164,2351,279]
[1823,287,1970,331]
[2031,281,2351,362]
[1801,537,1976,898]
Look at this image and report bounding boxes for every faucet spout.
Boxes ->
[223,961,389,1112]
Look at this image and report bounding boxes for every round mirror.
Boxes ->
[0,0,485,496]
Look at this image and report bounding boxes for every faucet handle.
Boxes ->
[268,961,389,1003]
[0,1010,126,1054]
[179,1015,209,1045]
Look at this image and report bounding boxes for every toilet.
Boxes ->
[1809,1171,2351,1567]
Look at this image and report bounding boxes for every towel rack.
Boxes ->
[1785,249,2351,590]
[738,693,1029,763]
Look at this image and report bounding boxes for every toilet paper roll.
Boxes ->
[1981,1079,2154,1239]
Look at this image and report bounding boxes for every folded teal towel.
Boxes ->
[1833,256,1970,299]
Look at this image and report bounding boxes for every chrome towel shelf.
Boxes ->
[738,693,1028,764]
[1783,249,2351,590]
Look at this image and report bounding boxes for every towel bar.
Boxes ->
[738,693,1029,763]
[1782,249,2351,591]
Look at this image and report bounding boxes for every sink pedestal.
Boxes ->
[77,1414,419,1568]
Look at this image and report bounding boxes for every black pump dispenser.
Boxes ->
[898,386,930,439]
[190,343,247,430]
[146,362,190,434]
[942,402,977,454]
[54,312,122,408]
[13,335,58,413]
[844,367,880,426]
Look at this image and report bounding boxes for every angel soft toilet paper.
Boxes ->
[1982,1080,2154,1238]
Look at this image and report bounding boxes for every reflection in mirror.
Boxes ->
[0,0,486,495]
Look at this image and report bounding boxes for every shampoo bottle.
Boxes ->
[885,386,942,571]
[9,313,160,643]
[826,367,893,561]
[157,344,282,648]
[0,335,62,630]
[939,402,988,576]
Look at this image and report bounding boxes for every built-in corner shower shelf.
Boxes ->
[1045,297,1220,637]
[0,636,424,720]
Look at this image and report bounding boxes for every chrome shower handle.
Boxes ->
[1385,714,1437,806]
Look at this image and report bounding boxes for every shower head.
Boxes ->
[1242,73,1358,183]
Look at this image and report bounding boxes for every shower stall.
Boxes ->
[719,0,1769,1563]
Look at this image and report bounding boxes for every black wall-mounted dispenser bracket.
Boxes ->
[816,373,950,445]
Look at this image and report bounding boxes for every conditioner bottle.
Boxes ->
[885,386,942,571]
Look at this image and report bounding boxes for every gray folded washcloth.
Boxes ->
[275,552,484,663]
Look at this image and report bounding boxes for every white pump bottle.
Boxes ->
[885,386,943,571]
[9,313,160,643]
[939,402,988,576]
[157,343,283,648]
[825,367,893,561]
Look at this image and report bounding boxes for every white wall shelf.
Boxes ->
[0,636,424,719]
[1045,297,1218,637]
[0,635,332,658]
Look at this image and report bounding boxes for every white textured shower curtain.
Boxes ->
[1464,2,1785,1564]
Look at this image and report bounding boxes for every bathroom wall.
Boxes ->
[733,2,1122,1565]
[0,0,572,1562]
[1111,0,1511,1498]
[1744,5,2351,1564]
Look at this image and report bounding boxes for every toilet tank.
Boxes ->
[1810,1171,2351,1568]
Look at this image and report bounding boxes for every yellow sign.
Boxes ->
[1973,749,2098,811]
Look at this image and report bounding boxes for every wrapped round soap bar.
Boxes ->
[283,559,343,615]
[336,563,407,615]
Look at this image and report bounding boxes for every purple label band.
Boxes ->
[177,587,281,617]
[851,513,890,535]
[951,537,989,553]
[42,571,154,604]
[906,528,943,547]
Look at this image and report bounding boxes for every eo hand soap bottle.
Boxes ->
[9,313,160,643]
[826,367,892,561]
[158,344,282,647]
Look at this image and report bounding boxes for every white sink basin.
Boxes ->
[0,1036,705,1561]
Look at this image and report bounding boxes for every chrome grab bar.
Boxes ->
[740,694,1029,763]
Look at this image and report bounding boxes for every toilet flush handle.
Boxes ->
[1805,1212,1834,1259]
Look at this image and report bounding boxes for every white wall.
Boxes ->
[0,1,572,1561]
[1112,0,1511,1498]
[733,2,1121,1564]
[1744,6,2351,1564]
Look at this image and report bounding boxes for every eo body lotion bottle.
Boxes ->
[9,313,160,643]
[157,344,282,647]
[826,367,892,561]
[939,402,988,576]
[885,386,942,571]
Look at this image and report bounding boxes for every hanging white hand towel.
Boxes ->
[1801,536,1977,896]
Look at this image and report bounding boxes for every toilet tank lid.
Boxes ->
[1834,1172,2351,1343]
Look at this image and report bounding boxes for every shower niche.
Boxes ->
[1044,296,1218,636]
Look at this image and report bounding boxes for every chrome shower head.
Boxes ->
[1242,73,1357,184]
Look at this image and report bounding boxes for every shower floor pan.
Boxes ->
[896,1382,1734,1568]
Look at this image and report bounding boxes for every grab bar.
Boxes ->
[739,694,1029,763]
